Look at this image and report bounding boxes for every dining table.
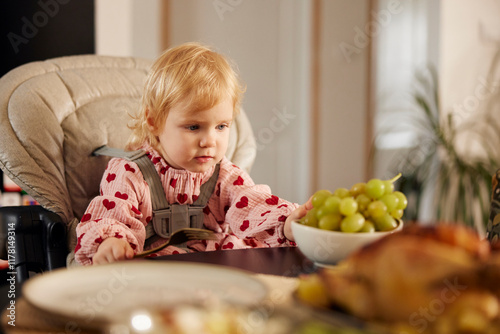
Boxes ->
[150,246,317,277]
[0,246,355,334]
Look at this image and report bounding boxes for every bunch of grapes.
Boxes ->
[300,174,407,233]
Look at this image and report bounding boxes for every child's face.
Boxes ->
[152,98,233,173]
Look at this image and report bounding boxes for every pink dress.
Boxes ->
[75,144,298,265]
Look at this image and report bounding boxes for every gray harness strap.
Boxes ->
[145,163,220,246]
[93,146,219,247]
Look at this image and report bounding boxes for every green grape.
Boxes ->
[339,197,358,216]
[359,220,375,233]
[349,182,365,197]
[393,191,408,210]
[355,194,371,212]
[296,274,330,308]
[391,209,404,219]
[318,213,342,231]
[323,196,341,214]
[340,213,365,233]
[311,189,332,208]
[303,215,318,227]
[303,208,319,227]
[315,206,330,220]
[383,180,394,194]
[365,179,385,199]
[374,213,398,231]
[367,200,387,219]
[333,187,350,199]
[380,193,399,213]
[359,208,370,219]
[305,174,406,234]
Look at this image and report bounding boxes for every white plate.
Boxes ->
[23,261,267,324]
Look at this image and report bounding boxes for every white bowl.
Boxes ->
[291,219,403,266]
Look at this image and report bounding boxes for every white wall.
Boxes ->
[437,0,500,165]
[95,0,162,58]
[440,0,500,124]
[318,1,370,191]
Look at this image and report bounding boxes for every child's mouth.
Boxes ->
[195,156,213,163]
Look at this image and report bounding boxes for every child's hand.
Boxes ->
[93,237,134,265]
[284,196,313,241]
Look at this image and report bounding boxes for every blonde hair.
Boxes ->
[126,42,246,150]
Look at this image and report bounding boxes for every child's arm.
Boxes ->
[93,237,135,264]
[75,159,151,265]
[217,159,308,246]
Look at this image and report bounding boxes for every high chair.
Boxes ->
[0,55,257,282]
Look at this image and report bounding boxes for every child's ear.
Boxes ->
[145,109,158,134]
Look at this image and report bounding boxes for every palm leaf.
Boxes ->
[378,62,500,234]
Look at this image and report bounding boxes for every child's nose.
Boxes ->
[200,131,216,147]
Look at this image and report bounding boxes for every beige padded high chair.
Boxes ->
[0,55,256,281]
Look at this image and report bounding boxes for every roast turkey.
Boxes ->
[319,223,500,333]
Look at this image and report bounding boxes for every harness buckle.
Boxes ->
[151,205,206,238]
[151,207,172,239]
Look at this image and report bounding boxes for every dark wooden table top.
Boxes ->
[150,246,317,277]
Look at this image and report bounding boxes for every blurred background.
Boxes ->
[2,0,500,232]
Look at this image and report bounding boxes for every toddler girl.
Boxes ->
[75,43,311,265]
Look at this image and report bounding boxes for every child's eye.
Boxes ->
[187,125,199,131]
[217,124,228,130]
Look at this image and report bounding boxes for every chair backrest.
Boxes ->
[0,55,256,231]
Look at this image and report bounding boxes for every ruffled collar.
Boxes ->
[140,143,217,205]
